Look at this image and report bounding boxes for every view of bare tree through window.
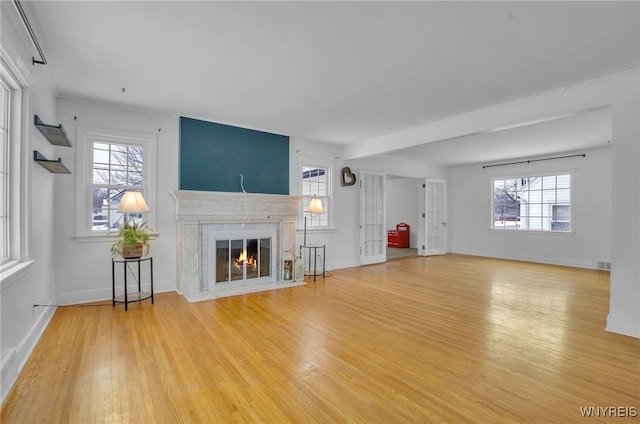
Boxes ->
[493,179,524,227]
[92,142,144,230]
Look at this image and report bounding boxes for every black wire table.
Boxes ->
[111,256,154,311]
[299,245,325,282]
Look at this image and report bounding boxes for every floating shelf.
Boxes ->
[34,115,72,147]
[33,150,71,174]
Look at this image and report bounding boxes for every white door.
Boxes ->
[360,171,386,265]
[424,179,446,256]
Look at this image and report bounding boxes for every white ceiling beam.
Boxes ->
[343,69,638,161]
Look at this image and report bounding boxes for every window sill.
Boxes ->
[0,259,36,290]
[489,229,575,236]
[297,227,336,234]
[75,233,119,243]
[75,233,159,243]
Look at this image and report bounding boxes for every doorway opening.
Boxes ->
[385,174,423,261]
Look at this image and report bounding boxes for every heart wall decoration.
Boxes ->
[341,167,357,186]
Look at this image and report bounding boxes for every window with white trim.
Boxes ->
[301,164,330,228]
[76,126,156,236]
[0,55,30,276]
[0,77,10,263]
[492,173,572,232]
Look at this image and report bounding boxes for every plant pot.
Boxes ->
[121,242,144,259]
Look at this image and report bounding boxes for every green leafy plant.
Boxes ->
[111,220,152,258]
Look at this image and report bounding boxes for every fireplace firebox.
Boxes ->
[203,225,278,290]
[215,237,272,283]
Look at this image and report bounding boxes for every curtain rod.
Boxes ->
[482,153,586,169]
[13,0,47,65]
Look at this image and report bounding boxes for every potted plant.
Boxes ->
[111,220,152,259]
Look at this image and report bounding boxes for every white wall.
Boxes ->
[449,147,612,268]
[53,98,179,304]
[608,71,640,338]
[1,1,59,403]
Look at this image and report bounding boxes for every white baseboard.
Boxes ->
[326,260,359,271]
[606,315,640,338]
[1,300,56,404]
[450,248,599,269]
[0,348,17,404]
[55,279,176,305]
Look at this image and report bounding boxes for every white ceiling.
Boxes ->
[22,1,639,165]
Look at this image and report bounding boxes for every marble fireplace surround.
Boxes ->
[170,190,301,295]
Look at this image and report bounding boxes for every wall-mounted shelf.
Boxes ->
[33,150,71,174]
[34,115,72,147]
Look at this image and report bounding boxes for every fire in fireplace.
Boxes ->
[234,251,256,270]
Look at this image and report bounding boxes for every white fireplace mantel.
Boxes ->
[170,190,301,294]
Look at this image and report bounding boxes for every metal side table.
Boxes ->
[112,256,154,311]
[299,245,325,282]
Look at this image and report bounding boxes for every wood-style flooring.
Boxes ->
[386,247,418,261]
[2,254,639,423]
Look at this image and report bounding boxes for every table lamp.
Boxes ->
[118,190,150,226]
[303,196,324,246]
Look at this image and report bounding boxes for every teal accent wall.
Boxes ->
[179,117,289,194]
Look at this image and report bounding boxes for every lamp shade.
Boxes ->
[306,197,324,215]
[118,191,150,213]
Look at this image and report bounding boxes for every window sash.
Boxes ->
[300,164,330,228]
[90,141,145,232]
[0,45,34,278]
[0,78,9,263]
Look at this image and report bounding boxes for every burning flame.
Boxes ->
[233,250,256,269]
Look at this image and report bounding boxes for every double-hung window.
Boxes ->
[76,126,156,237]
[1,52,32,280]
[300,163,330,228]
[91,142,145,230]
[492,173,572,232]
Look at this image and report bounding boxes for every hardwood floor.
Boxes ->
[2,254,639,423]
[386,247,418,261]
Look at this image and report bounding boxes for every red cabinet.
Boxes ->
[387,223,410,248]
